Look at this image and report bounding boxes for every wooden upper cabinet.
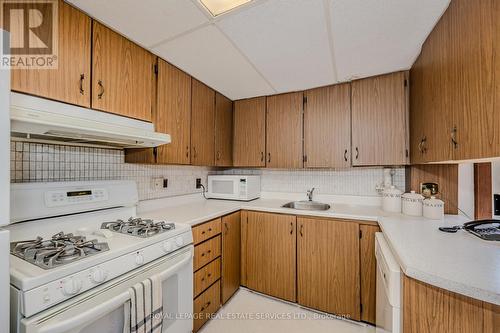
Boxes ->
[221,212,240,304]
[304,84,351,168]
[359,224,380,325]
[92,21,155,121]
[156,60,191,165]
[215,93,233,167]
[191,79,215,166]
[233,97,266,167]
[297,217,361,321]
[11,1,91,107]
[449,0,499,161]
[241,211,296,302]
[410,8,454,164]
[266,92,304,168]
[351,72,409,166]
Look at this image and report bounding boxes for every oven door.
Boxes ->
[20,246,193,333]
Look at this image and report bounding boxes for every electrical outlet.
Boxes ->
[196,178,202,189]
[153,178,165,190]
[163,179,168,188]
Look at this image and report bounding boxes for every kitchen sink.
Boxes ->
[282,201,331,211]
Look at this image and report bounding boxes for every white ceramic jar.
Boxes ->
[423,196,445,220]
[382,186,403,213]
[401,191,424,216]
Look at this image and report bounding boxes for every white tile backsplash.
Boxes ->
[10,140,215,201]
[11,140,406,201]
[220,168,406,197]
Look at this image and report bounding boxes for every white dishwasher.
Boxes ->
[375,233,402,333]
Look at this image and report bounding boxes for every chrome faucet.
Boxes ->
[306,188,315,201]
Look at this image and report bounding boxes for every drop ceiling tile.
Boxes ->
[152,25,275,100]
[330,0,451,81]
[66,0,209,47]
[217,0,335,93]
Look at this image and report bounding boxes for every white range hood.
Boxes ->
[10,92,171,148]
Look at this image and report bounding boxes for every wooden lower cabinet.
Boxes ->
[359,224,380,324]
[193,218,222,245]
[403,275,498,333]
[241,211,297,302]
[194,258,221,298]
[194,280,221,332]
[221,212,241,304]
[297,217,361,321]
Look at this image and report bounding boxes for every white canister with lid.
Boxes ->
[402,191,424,216]
[423,196,445,220]
[382,186,403,213]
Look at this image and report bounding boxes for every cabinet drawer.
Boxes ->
[194,257,221,298]
[193,218,221,245]
[194,236,221,271]
[194,280,221,332]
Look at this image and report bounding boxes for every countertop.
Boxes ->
[138,194,500,306]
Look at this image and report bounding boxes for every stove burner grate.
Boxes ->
[10,232,109,270]
[101,218,175,238]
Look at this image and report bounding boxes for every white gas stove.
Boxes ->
[8,181,194,333]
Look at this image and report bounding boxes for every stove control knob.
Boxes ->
[135,253,144,265]
[90,268,107,283]
[175,237,184,247]
[163,241,173,253]
[61,278,83,296]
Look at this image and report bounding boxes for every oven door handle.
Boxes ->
[28,250,193,333]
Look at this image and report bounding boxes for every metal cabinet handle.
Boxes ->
[418,136,427,154]
[224,222,229,234]
[451,127,458,149]
[299,224,303,237]
[260,152,264,162]
[79,74,85,95]
[97,80,104,99]
[193,147,197,158]
[344,149,348,162]
[355,147,359,160]
[186,146,189,158]
[200,301,211,312]
[268,153,271,164]
[290,222,293,235]
[216,151,221,161]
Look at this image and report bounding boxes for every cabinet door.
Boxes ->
[233,97,266,167]
[191,79,215,166]
[304,84,351,168]
[241,211,296,302]
[92,22,155,121]
[11,0,91,107]
[156,60,191,165]
[266,92,304,168]
[360,224,380,324]
[450,0,499,161]
[297,217,360,321]
[221,212,240,304]
[410,10,454,163]
[351,72,409,166]
[215,93,233,167]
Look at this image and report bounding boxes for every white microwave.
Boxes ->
[207,175,261,201]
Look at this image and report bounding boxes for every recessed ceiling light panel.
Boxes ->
[200,0,252,17]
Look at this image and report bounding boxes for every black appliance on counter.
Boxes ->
[439,220,500,241]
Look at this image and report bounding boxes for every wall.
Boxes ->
[492,162,500,217]
[10,140,213,201]
[11,140,407,201]
[221,168,406,197]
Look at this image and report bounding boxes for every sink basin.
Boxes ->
[282,201,331,211]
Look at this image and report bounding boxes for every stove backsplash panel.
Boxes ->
[10,140,214,201]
